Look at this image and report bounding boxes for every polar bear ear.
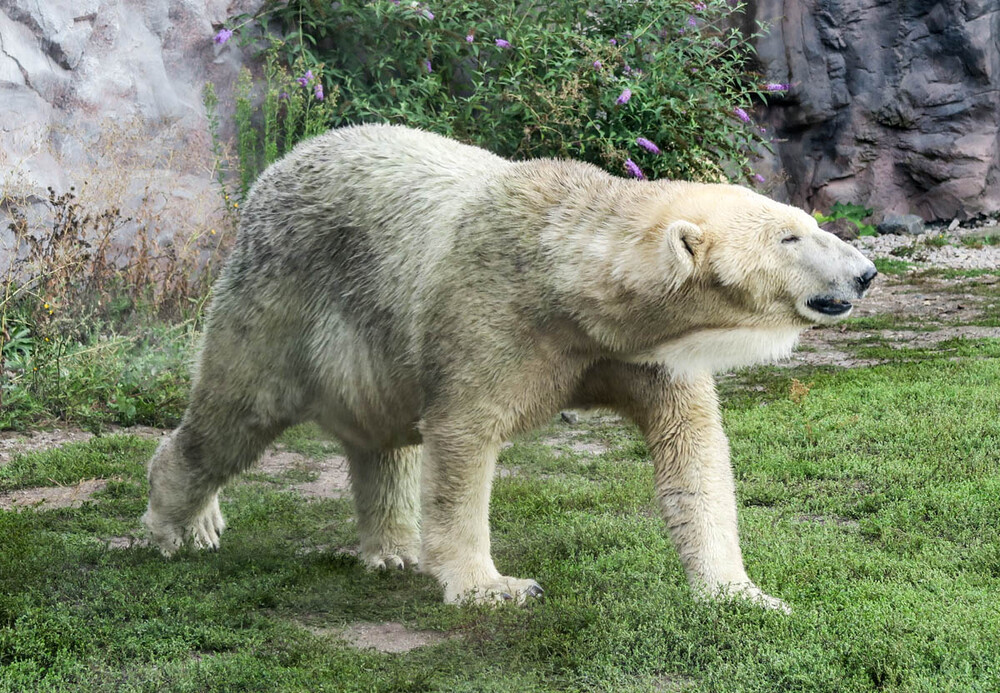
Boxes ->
[660,220,705,283]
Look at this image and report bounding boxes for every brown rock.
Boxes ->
[820,217,858,240]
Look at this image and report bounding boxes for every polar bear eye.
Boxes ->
[781,235,801,244]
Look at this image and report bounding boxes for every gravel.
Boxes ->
[853,217,1000,271]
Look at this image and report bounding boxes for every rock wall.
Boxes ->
[0,0,258,253]
[750,0,1000,221]
[3,0,996,241]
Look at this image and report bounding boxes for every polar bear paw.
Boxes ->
[447,576,544,606]
[143,497,226,557]
[702,581,791,615]
[363,548,420,571]
[185,498,227,551]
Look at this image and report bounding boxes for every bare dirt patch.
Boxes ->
[252,447,351,500]
[105,535,150,550]
[0,478,108,511]
[254,449,314,475]
[786,275,1000,368]
[0,425,167,467]
[0,429,97,467]
[291,455,351,500]
[539,431,611,457]
[305,621,458,653]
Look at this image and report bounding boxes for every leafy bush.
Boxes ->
[220,0,782,187]
[1,184,224,429]
[815,201,876,237]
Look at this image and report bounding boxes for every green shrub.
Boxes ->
[219,0,781,188]
[814,201,877,237]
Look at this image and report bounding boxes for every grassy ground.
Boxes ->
[3,327,1000,691]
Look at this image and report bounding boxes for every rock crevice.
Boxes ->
[751,0,1000,221]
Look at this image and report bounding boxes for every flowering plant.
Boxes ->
[221,0,781,185]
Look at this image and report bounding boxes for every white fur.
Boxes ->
[625,326,804,379]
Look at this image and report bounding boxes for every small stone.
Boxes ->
[948,218,960,232]
[820,217,858,241]
[560,411,579,425]
[877,214,925,236]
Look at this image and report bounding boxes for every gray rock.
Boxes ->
[749,0,1000,222]
[0,0,263,266]
[560,411,579,425]
[877,214,926,236]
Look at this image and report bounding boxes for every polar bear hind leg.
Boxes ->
[345,444,423,570]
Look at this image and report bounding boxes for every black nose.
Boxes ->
[856,266,877,291]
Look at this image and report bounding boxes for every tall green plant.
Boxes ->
[211,58,335,199]
[217,0,783,185]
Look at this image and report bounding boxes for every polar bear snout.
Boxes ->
[795,241,877,323]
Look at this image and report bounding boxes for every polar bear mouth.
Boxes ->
[806,296,853,316]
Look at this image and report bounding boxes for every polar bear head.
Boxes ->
[657,183,876,325]
[621,183,877,374]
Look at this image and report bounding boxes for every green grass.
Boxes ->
[837,314,938,333]
[4,343,1000,691]
[873,257,915,276]
[0,323,196,432]
[959,235,1000,249]
[916,268,1000,281]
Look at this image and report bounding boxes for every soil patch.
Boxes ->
[785,275,999,368]
[252,447,352,500]
[0,425,166,467]
[539,432,611,457]
[105,535,150,550]
[291,455,350,500]
[0,429,97,467]
[306,621,458,653]
[0,478,107,511]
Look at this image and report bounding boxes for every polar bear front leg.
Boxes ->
[642,371,790,613]
[576,362,789,613]
[419,425,542,605]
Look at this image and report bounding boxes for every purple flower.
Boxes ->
[687,16,697,27]
[753,173,766,184]
[422,8,434,19]
[623,64,632,75]
[279,91,289,100]
[297,69,315,87]
[610,38,617,46]
[734,106,750,122]
[314,83,324,101]
[695,2,707,10]
[466,34,474,43]
[423,58,433,73]
[616,88,632,105]
[636,137,660,154]
[593,60,602,70]
[495,38,511,48]
[624,159,645,179]
[765,82,790,92]
[213,28,233,45]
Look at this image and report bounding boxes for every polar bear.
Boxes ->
[143,124,876,611]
